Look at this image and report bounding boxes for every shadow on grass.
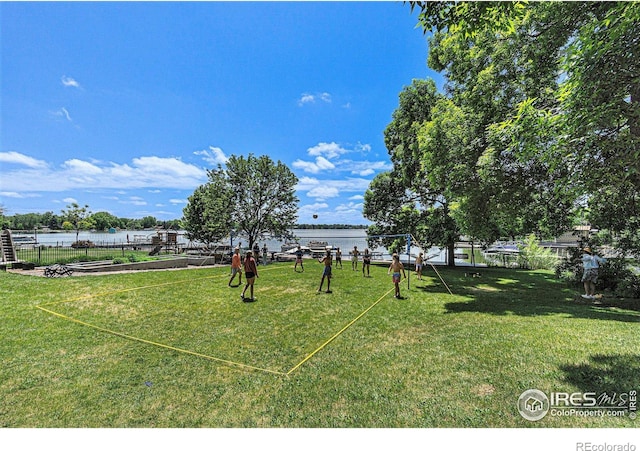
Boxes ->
[560,354,640,394]
[429,267,640,323]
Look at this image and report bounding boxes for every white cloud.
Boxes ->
[340,159,392,176]
[355,143,372,153]
[63,159,103,175]
[0,191,41,199]
[296,177,370,196]
[307,142,348,159]
[0,153,208,193]
[319,92,332,103]
[298,94,315,106]
[336,201,363,212]
[307,186,340,200]
[63,197,77,204]
[296,176,320,191]
[61,76,81,88]
[292,156,335,174]
[0,151,48,169]
[297,92,332,106]
[299,202,329,213]
[194,146,229,166]
[169,198,187,205]
[51,107,73,122]
[121,197,147,206]
[349,195,364,201]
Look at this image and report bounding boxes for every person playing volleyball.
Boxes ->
[388,253,406,299]
[241,250,259,302]
[317,249,333,294]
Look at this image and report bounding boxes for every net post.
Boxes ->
[406,234,411,290]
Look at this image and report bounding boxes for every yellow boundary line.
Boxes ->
[35,304,288,376]
[286,285,395,375]
[36,263,395,376]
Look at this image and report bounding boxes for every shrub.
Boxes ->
[517,234,559,270]
[555,246,640,298]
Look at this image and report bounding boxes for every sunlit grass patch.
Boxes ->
[38,263,396,373]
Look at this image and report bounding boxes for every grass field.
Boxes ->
[1,261,638,428]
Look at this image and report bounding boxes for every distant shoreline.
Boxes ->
[9,224,369,234]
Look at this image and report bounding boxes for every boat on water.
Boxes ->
[307,240,330,250]
[12,235,38,245]
[280,242,299,252]
[483,244,520,255]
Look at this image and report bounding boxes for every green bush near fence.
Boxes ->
[517,234,559,271]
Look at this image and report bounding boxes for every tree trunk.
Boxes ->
[447,241,456,267]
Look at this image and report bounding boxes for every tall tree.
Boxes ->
[90,211,122,231]
[225,154,299,251]
[364,79,464,265]
[60,203,93,242]
[183,154,299,251]
[182,168,233,247]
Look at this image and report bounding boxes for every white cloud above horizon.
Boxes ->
[0,151,208,193]
[297,92,332,106]
[292,142,391,176]
[194,146,229,167]
[61,76,81,88]
[0,151,48,169]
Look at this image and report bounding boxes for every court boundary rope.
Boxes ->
[35,263,399,376]
[286,285,396,375]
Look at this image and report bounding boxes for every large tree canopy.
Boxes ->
[364,79,465,265]
[409,0,640,254]
[182,168,233,247]
[183,154,299,251]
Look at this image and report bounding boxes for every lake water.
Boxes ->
[13,228,474,264]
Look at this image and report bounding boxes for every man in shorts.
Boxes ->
[362,248,371,277]
[294,245,304,272]
[415,252,424,280]
[351,245,360,271]
[317,249,333,293]
[388,253,406,299]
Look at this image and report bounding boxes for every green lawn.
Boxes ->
[1,262,638,427]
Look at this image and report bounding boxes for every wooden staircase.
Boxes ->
[1,229,19,266]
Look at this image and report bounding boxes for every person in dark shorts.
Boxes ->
[335,247,343,269]
[317,249,333,293]
[362,248,371,277]
[294,245,304,272]
[241,250,259,302]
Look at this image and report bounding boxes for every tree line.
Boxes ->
[1,208,180,232]
[365,1,639,264]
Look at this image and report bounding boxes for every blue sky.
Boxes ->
[1,1,442,225]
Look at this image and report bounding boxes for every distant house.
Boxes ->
[555,225,596,244]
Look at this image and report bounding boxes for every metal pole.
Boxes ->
[406,234,411,291]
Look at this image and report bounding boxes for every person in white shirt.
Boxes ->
[581,247,606,299]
